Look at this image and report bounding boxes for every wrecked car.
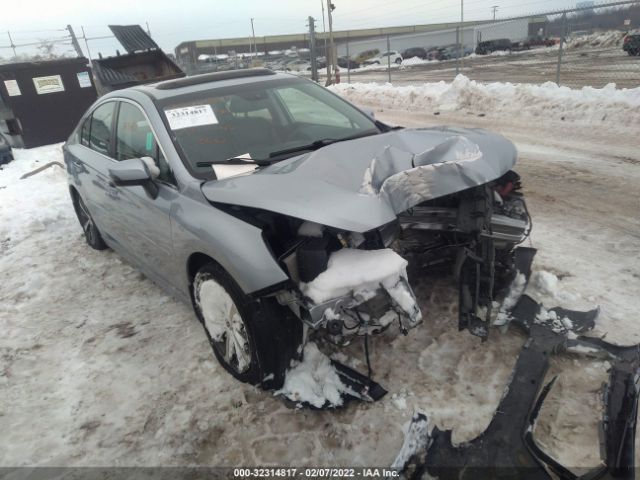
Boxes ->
[63,68,531,397]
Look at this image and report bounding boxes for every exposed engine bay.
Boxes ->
[255,169,530,346]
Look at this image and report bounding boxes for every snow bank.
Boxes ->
[401,56,438,66]
[276,342,347,408]
[301,248,409,304]
[330,74,640,128]
[567,30,627,49]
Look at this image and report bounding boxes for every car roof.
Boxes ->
[128,68,298,101]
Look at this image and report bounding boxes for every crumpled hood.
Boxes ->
[201,127,517,232]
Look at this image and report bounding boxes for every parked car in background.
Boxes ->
[336,56,359,69]
[402,47,428,59]
[363,51,403,65]
[0,133,13,165]
[512,36,557,51]
[426,47,441,61]
[623,30,640,56]
[353,49,380,64]
[475,38,512,55]
[285,59,311,72]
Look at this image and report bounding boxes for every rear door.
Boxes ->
[65,100,120,241]
[106,100,180,285]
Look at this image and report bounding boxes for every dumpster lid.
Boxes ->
[108,25,159,53]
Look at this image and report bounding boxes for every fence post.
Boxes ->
[556,11,567,86]
[455,26,460,76]
[386,34,391,83]
[346,33,350,84]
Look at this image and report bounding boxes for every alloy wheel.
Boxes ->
[197,278,252,373]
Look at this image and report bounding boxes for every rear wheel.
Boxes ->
[395,57,402,64]
[72,193,108,250]
[192,263,302,389]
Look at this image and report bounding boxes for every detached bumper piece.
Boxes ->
[399,248,640,479]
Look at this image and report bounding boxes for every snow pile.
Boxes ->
[301,248,409,304]
[353,62,402,73]
[494,272,526,326]
[567,30,627,49]
[330,74,640,128]
[0,144,67,244]
[300,248,422,327]
[535,306,574,334]
[276,342,348,408]
[529,270,558,297]
[401,56,437,66]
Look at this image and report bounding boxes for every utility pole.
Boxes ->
[459,0,464,74]
[556,11,567,85]
[308,16,319,82]
[7,31,17,59]
[491,5,498,21]
[326,0,336,85]
[321,0,328,80]
[67,25,84,58]
[81,26,92,61]
[250,18,256,61]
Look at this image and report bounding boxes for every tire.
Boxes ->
[395,58,402,64]
[192,262,302,389]
[72,193,108,250]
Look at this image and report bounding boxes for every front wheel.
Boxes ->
[395,58,402,64]
[192,263,302,389]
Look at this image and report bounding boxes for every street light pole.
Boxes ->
[326,0,336,85]
[250,18,256,62]
[321,0,329,82]
[491,5,499,21]
[459,0,464,74]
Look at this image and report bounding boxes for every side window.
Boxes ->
[115,102,176,185]
[80,117,90,146]
[89,102,116,156]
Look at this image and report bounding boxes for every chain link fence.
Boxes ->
[333,0,640,88]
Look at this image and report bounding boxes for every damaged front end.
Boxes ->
[204,127,529,405]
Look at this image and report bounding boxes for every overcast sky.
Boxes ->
[3,0,580,57]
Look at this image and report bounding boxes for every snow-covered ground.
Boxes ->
[1,77,639,469]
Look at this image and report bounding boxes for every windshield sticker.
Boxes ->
[165,105,218,130]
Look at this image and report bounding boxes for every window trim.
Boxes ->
[78,97,177,189]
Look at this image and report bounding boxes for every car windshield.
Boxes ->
[157,77,379,179]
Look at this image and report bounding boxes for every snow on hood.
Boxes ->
[201,127,517,232]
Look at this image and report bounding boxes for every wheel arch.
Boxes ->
[187,252,221,286]
[69,185,79,201]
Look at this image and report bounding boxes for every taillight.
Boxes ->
[624,36,631,44]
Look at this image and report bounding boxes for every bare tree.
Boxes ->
[37,40,58,59]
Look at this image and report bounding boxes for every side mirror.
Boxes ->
[108,157,159,198]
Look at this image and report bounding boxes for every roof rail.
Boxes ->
[154,68,276,90]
